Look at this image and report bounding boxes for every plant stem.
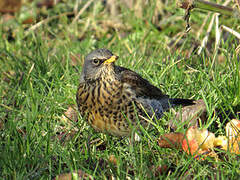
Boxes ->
[178,0,240,17]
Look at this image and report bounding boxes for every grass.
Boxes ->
[0,0,240,179]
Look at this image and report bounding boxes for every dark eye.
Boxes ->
[92,59,100,65]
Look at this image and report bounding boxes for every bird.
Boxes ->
[76,48,194,136]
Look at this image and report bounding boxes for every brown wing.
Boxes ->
[115,66,168,99]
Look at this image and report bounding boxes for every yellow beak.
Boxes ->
[104,55,118,64]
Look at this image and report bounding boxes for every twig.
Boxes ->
[178,0,240,17]
[24,12,74,37]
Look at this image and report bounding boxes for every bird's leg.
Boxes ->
[134,133,141,142]
[128,131,141,146]
[86,133,92,162]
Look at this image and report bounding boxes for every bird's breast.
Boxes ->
[77,78,127,134]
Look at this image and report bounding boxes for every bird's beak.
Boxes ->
[104,55,118,65]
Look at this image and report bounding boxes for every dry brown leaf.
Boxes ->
[158,132,184,149]
[217,54,226,64]
[0,0,22,13]
[2,70,16,83]
[0,119,4,130]
[57,106,79,144]
[2,14,15,22]
[169,99,208,130]
[151,165,169,177]
[108,154,117,166]
[22,17,34,24]
[55,130,78,145]
[37,0,59,8]
[61,106,78,124]
[70,54,81,67]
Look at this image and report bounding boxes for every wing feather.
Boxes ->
[115,66,168,99]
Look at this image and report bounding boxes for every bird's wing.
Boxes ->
[116,66,168,99]
[115,66,194,119]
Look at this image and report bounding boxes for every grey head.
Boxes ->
[80,48,119,82]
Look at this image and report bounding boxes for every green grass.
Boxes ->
[0,0,240,179]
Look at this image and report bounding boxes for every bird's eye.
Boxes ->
[92,59,100,65]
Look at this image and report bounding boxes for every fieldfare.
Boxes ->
[76,49,194,136]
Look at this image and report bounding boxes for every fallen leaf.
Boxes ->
[108,154,117,166]
[228,136,240,154]
[226,119,240,139]
[37,0,59,9]
[160,119,240,159]
[182,126,215,156]
[169,99,208,130]
[56,106,79,143]
[195,128,215,150]
[0,119,4,130]
[158,132,184,149]
[151,165,169,176]
[61,106,78,124]
[3,70,16,83]
[225,119,240,154]
[22,17,34,24]
[217,55,226,64]
[214,136,228,150]
[0,0,22,13]
[55,130,78,145]
[2,14,15,23]
[70,54,81,66]
[181,127,200,155]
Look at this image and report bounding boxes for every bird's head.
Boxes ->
[81,48,118,81]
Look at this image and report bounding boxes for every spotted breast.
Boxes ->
[76,75,144,136]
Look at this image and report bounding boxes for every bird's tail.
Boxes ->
[169,98,195,107]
